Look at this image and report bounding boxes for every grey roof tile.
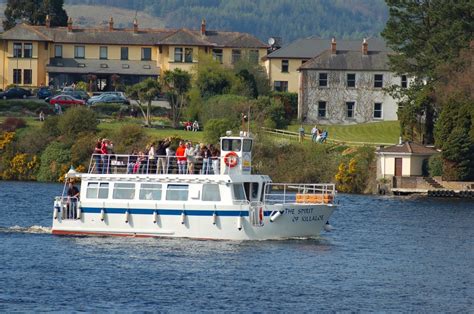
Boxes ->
[266,37,391,59]
[1,23,267,48]
[299,50,392,71]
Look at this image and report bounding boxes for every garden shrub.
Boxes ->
[37,141,71,182]
[57,107,98,142]
[428,154,443,177]
[109,124,150,153]
[204,118,238,144]
[0,117,26,132]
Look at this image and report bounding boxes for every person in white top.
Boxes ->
[148,143,155,173]
[185,142,196,174]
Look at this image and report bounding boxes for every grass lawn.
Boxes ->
[98,118,205,143]
[288,121,400,145]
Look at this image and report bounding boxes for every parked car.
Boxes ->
[49,95,85,106]
[62,90,90,101]
[87,94,130,105]
[0,87,32,99]
[37,87,53,99]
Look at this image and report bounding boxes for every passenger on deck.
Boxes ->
[185,142,196,174]
[93,139,102,174]
[148,142,156,173]
[200,143,211,174]
[210,144,220,175]
[176,141,187,174]
[67,181,80,219]
[156,138,171,174]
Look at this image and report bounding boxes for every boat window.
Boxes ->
[232,184,247,201]
[222,139,241,152]
[113,183,135,200]
[251,182,259,200]
[243,139,252,152]
[139,183,162,200]
[86,182,109,199]
[202,184,221,202]
[166,184,189,201]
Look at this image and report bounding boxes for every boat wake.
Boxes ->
[0,225,52,234]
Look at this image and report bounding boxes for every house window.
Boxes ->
[23,43,32,58]
[281,59,289,73]
[74,46,85,59]
[13,69,22,84]
[346,101,355,118]
[184,48,193,63]
[274,81,288,92]
[141,47,151,61]
[319,73,328,87]
[374,103,383,119]
[212,49,223,63]
[86,182,109,199]
[347,73,356,87]
[202,184,221,202]
[374,74,383,88]
[120,47,129,60]
[318,101,327,118]
[166,184,189,201]
[100,46,108,60]
[249,49,259,63]
[232,49,241,64]
[112,183,135,200]
[174,47,183,62]
[54,45,62,58]
[139,184,162,200]
[13,43,22,58]
[23,69,32,84]
[401,75,408,88]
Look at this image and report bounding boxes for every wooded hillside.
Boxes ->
[63,0,388,42]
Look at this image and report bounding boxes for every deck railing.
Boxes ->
[263,183,336,205]
[88,154,222,175]
[54,196,80,220]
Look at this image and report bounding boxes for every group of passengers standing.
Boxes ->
[92,137,222,175]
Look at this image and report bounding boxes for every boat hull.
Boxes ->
[51,204,335,240]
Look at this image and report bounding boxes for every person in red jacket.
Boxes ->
[175,141,187,174]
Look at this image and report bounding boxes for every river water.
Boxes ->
[0,181,472,312]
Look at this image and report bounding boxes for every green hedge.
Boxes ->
[90,103,170,117]
[0,100,53,115]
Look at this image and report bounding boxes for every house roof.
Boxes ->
[0,23,267,48]
[265,37,391,59]
[299,49,393,71]
[377,142,439,155]
[46,58,159,75]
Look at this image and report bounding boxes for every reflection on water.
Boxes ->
[0,181,473,312]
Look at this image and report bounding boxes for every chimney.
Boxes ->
[362,38,368,55]
[201,18,206,36]
[133,18,138,33]
[109,17,114,31]
[67,17,73,33]
[331,37,336,54]
[45,15,51,28]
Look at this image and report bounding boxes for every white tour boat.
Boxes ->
[52,132,337,240]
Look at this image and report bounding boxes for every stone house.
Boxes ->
[298,38,409,124]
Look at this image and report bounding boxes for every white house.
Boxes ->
[298,38,409,124]
[376,141,438,179]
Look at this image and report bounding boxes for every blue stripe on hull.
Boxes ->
[81,207,257,217]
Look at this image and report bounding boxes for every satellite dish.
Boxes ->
[268,37,275,46]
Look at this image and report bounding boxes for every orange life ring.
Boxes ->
[224,152,239,168]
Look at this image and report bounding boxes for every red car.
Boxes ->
[49,94,85,106]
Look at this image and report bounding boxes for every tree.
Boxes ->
[126,78,162,127]
[3,0,68,30]
[162,69,192,129]
[381,0,473,143]
[193,55,237,98]
[233,57,271,97]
